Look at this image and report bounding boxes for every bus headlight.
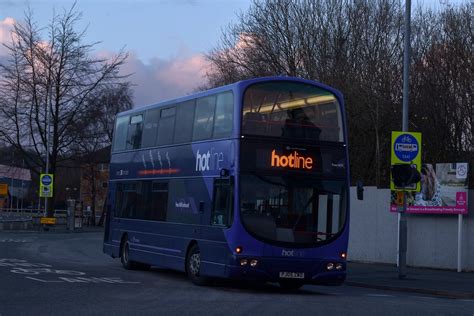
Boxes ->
[335,263,343,270]
[240,259,248,266]
[326,262,335,271]
[250,259,258,267]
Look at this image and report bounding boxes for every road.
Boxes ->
[0,231,473,316]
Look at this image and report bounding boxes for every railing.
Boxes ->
[0,208,100,226]
[1,208,42,215]
[0,209,68,216]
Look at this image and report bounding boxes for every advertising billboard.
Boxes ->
[390,163,469,214]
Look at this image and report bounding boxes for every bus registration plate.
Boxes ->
[279,272,304,279]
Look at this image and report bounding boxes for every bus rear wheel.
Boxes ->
[279,280,304,291]
[186,244,209,286]
[120,239,139,270]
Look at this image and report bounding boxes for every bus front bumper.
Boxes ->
[226,257,346,286]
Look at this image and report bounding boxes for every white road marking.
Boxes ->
[0,239,31,243]
[0,258,141,285]
[26,277,63,283]
[11,268,86,275]
[59,277,141,284]
[366,294,396,297]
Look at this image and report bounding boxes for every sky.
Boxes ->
[0,0,467,107]
[0,0,252,106]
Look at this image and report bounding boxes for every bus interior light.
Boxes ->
[240,259,248,266]
[335,263,343,270]
[326,263,335,271]
[250,259,258,267]
[235,246,243,254]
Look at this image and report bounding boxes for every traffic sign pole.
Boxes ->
[39,174,54,227]
[399,0,412,280]
[44,84,52,217]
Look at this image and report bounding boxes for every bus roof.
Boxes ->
[118,76,343,117]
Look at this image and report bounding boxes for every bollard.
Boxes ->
[67,201,75,231]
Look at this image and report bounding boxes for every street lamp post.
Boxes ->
[398,0,412,280]
[66,187,70,201]
[66,187,78,200]
[9,151,14,211]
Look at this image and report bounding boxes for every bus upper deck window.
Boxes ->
[242,82,343,142]
[127,114,143,150]
[213,92,234,139]
[112,116,129,152]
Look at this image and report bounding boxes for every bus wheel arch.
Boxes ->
[185,241,209,286]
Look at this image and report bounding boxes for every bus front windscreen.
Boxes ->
[240,174,347,247]
[242,81,343,142]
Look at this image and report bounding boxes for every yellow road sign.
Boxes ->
[40,217,56,225]
[0,183,7,195]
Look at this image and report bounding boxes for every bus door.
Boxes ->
[210,177,233,227]
[200,176,233,274]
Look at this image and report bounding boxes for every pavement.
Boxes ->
[0,222,105,233]
[347,261,474,299]
[40,224,106,233]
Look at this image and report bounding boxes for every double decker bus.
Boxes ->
[103,77,350,289]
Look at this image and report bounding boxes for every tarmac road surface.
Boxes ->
[0,231,473,316]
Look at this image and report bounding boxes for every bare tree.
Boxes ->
[95,83,134,143]
[0,5,129,215]
[73,83,133,225]
[411,3,472,172]
[206,0,472,187]
[206,0,405,186]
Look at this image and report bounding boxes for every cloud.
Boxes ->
[120,52,211,107]
[0,18,211,107]
[0,17,15,56]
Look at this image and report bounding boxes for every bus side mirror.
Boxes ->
[356,181,364,200]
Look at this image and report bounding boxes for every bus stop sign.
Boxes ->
[394,133,419,162]
[40,174,54,198]
[391,131,422,191]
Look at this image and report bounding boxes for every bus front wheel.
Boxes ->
[186,244,209,286]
